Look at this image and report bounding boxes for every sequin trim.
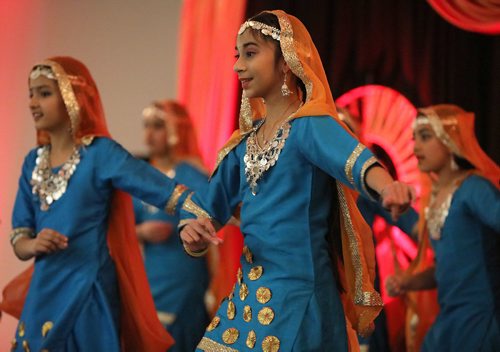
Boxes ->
[277,12,313,102]
[182,193,213,219]
[360,156,378,199]
[165,184,188,215]
[414,108,462,157]
[425,185,458,240]
[197,337,238,352]
[238,21,281,40]
[345,143,366,186]
[38,60,81,137]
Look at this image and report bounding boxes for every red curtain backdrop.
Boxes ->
[177,0,246,169]
[176,0,247,305]
[427,0,500,35]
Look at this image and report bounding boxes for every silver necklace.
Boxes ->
[31,145,81,211]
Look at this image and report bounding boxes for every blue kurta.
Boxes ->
[133,162,210,352]
[182,116,378,351]
[11,137,183,351]
[422,175,500,352]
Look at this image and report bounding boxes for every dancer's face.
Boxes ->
[143,116,169,156]
[29,75,70,134]
[413,122,452,173]
[234,29,284,100]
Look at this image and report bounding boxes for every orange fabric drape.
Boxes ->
[176,0,247,303]
[427,0,500,35]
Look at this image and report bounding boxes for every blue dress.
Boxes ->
[181,116,378,351]
[133,162,210,352]
[11,137,184,351]
[422,175,500,352]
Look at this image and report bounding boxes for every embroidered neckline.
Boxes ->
[31,145,81,211]
[425,185,458,240]
[244,119,291,195]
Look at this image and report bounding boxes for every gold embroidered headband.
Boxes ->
[238,20,281,41]
[30,65,56,80]
[413,108,462,157]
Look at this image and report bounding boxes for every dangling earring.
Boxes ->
[281,72,292,97]
[450,156,458,171]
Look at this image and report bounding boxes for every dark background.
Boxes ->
[246,0,500,163]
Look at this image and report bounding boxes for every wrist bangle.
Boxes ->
[10,227,35,246]
[183,243,208,258]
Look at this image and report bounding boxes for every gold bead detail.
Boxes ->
[18,321,25,337]
[243,305,252,322]
[222,328,239,344]
[246,330,256,348]
[258,307,275,325]
[22,340,31,352]
[248,266,263,280]
[206,316,220,331]
[262,335,280,352]
[227,301,236,320]
[256,287,272,304]
[42,321,54,338]
[243,245,253,263]
[237,267,243,285]
[239,283,249,301]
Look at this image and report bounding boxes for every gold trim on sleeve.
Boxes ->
[182,193,213,219]
[10,228,35,246]
[360,156,378,197]
[345,143,366,186]
[165,184,188,215]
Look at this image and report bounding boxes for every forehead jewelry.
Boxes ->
[238,20,281,41]
[30,65,56,80]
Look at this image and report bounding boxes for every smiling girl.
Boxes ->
[386,105,500,351]
[179,10,415,351]
[1,57,190,351]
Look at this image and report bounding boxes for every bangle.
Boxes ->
[183,243,208,258]
[10,227,35,246]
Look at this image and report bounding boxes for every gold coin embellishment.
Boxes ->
[22,340,31,352]
[237,267,243,285]
[239,283,249,301]
[227,301,236,320]
[228,284,236,300]
[18,322,25,337]
[248,266,263,280]
[243,245,253,263]
[222,328,239,344]
[246,330,256,348]
[256,287,272,304]
[262,336,280,352]
[42,321,54,338]
[258,307,275,325]
[243,305,252,322]
[206,316,220,331]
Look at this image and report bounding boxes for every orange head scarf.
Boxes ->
[216,10,382,341]
[2,57,173,351]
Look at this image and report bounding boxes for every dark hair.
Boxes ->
[248,12,307,101]
[454,155,475,170]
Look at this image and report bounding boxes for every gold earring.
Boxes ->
[281,72,292,97]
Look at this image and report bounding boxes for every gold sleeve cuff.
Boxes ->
[10,227,35,246]
[165,185,188,215]
[360,156,379,199]
[345,143,366,186]
[182,193,213,219]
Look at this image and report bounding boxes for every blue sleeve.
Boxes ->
[12,151,37,233]
[357,196,419,240]
[296,116,379,198]
[132,197,145,224]
[95,138,187,214]
[463,176,500,232]
[180,148,241,225]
